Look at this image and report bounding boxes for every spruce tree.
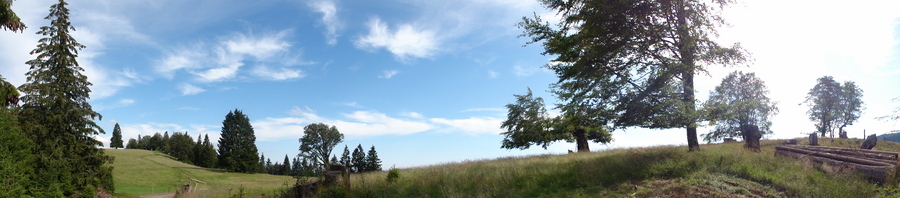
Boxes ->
[17,0,113,195]
[282,155,291,175]
[199,134,217,168]
[339,145,351,168]
[110,123,124,149]
[0,108,36,196]
[351,144,366,172]
[366,145,382,171]
[216,109,260,173]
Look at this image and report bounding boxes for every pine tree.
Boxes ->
[351,144,366,173]
[16,0,113,195]
[217,109,260,173]
[282,155,291,175]
[258,153,266,173]
[199,134,217,168]
[0,108,36,196]
[339,145,351,168]
[192,134,202,165]
[110,123,124,149]
[366,145,382,171]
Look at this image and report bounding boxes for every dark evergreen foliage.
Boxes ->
[16,0,114,195]
[366,145,382,171]
[166,132,195,164]
[110,123,124,149]
[0,108,37,196]
[351,144,366,173]
[217,109,260,173]
[340,145,351,169]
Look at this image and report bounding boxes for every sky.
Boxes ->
[1,0,899,169]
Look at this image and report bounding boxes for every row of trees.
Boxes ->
[804,76,864,138]
[0,0,114,196]
[120,128,219,168]
[338,144,383,173]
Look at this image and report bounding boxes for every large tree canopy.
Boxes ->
[702,71,777,142]
[501,88,612,152]
[298,123,344,173]
[519,0,747,151]
[804,76,864,137]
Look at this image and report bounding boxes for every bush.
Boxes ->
[386,166,400,183]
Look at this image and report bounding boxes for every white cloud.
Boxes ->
[155,30,304,82]
[488,70,499,78]
[342,102,364,108]
[379,70,399,79]
[355,17,439,60]
[400,111,424,119]
[430,117,504,135]
[179,83,205,96]
[308,0,342,45]
[252,65,305,80]
[513,64,536,77]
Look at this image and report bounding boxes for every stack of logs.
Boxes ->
[775,145,898,183]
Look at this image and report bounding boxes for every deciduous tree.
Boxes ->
[804,76,863,137]
[298,123,344,173]
[501,88,611,152]
[702,71,778,142]
[519,0,747,151]
[217,109,260,173]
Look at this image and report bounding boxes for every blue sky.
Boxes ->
[2,0,899,169]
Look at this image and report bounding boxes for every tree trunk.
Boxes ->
[574,128,590,153]
[676,0,700,152]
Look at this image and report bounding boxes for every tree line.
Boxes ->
[112,110,384,177]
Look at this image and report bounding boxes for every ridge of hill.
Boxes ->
[106,149,294,197]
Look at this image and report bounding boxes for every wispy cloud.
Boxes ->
[355,17,438,60]
[94,98,137,111]
[430,117,504,135]
[342,102,365,108]
[179,83,205,96]
[379,70,399,79]
[488,70,499,78]
[252,65,305,80]
[513,64,536,77]
[155,30,305,82]
[308,0,342,45]
[400,111,424,119]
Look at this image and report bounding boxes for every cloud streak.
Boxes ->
[308,0,342,45]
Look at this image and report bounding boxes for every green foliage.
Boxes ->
[125,138,138,149]
[804,76,864,137]
[702,71,778,142]
[217,109,260,173]
[165,132,195,164]
[501,88,611,152]
[366,145,383,171]
[16,0,114,195]
[520,0,748,151]
[0,108,36,196]
[386,166,400,183]
[339,145,351,168]
[0,77,19,107]
[352,144,366,173]
[110,123,124,149]
[0,0,26,32]
[298,123,344,173]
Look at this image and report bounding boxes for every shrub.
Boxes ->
[386,166,400,183]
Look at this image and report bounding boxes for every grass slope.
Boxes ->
[106,149,294,197]
[333,138,900,198]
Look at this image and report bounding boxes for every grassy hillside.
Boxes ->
[327,138,900,198]
[106,149,295,197]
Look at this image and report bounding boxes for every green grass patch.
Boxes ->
[330,140,900,198]
[106,149,295,197]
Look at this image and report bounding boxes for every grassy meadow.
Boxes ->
[107,137,900,197]
[327,138,900,198]
[106,149,296,197]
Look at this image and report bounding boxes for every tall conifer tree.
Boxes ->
[110,123,124,149]
[217,109,259,173]
[365,145,382,171]
[17,0,113,195]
